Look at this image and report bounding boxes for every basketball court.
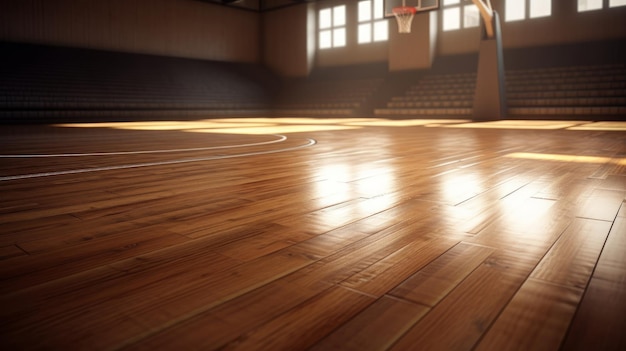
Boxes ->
[1,0,626,350]
[2,114,625,348]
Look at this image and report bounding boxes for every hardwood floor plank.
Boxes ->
[2,248,314,350]
[284,212,450,291]
[0,214,82,248]
[210,223,313,261]
[560,278,626,351]
[561,216,626,351]
[0,226,189,293]
[530,217,612,288]
[467,196,564,253]
[598,175,626,192]
[474,279,583,351]
[389,251,532,351]
[0,244,27,260]
[0,189,181,224]
[472,216,615,351]
[121,280,330,350]
[12,217,146,254]
[390,242,495,307]
[339,236,458,297]
[576,188,625,221]
[464,184,555,235]
[219,286,375,351]
[309,295,429,351]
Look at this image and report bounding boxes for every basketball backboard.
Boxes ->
[384,0,440,18]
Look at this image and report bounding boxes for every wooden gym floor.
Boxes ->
[0,118,625,350]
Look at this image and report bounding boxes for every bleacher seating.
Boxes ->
[0,42,275,122]
[2,41,625,122]
[506,64,626,117]
[374,64,626,119]
[272,77,384,116]
[374,72,475,117]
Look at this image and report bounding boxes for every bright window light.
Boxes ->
[578,0,602,11]
[319,9,331,29]
[359,23,372,43]
[373,0,384,18]
[443,0,460,5]
[333,27,346,47]
[530,0,551,18]
[443,7,461,31]
[359,1,372,22]
[610,0,626,7]
[319,5,346,49]
[333,6,346,26]
[319,30,332,49]
[506,0,526,21]
[359,0,388,45]
[373,20,388,41]
[464,5,480,27]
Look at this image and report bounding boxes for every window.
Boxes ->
[578,0,602,11]
[579,0,626,12]
[442,0,479,31]
[506,0,526,21]
[610,0,626,7]
[463,5,480,28]
[319,5,346,49]
[358,0,388,44]
[443,7,461,31]
[529,0,551,18]
[506,0,551,21]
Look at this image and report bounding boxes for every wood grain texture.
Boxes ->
[309,295,429,351]
[474,279,583,351]
[0,119,624,350]
[530,217,612,288]
[389,255,528,351]
[390,242,495,306]
[560,216,626,351]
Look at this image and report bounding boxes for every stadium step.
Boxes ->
[376,71,475,116]
[506,63,626,116]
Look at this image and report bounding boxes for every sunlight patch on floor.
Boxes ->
[567,122,626,131]
[186,125,361,135]
[506,152,626,166]
[53,118,626,134]
[442,120,589,130]
[344,119,470,127]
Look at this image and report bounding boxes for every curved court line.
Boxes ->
[0,134,287,158]
[0,138,317,182]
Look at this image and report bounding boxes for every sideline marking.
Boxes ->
[0,135,287,158]
[0,138,316,182]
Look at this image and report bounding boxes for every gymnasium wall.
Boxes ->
[262,3,316,77]
[0,0,260,63]
[1,1,625,73]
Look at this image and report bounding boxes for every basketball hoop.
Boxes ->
[393,6,417,33]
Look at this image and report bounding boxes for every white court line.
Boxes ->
[0,135,287,158]
[0,138,317,182]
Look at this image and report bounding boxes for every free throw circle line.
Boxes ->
[0,138,317,182]
[0,134,287,158]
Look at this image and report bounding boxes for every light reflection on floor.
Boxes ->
[441,120,589,130]
[55,118,626,134]
[506,152,626,166]
[566,121,626,131]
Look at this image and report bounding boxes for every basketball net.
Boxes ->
[393,1,417,33]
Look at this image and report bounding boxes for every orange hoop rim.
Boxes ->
[392,6,417,15]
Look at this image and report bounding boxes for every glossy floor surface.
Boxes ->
[1,118,625,350]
